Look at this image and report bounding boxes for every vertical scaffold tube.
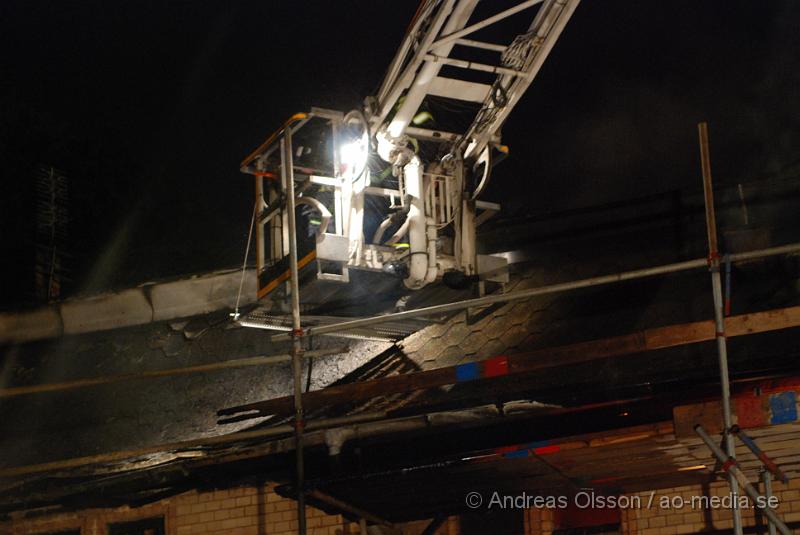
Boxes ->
[698,122,743,535]
[282,127,307,535]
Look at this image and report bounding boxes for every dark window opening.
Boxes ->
[554,524,621,535]
[460,509,525,535]
[108,517,165,535]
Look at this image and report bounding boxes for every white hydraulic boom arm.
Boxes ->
[374,0,580,159]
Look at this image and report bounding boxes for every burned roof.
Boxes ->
[1,178,799,519]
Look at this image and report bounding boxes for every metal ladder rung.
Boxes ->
[453,38,506,53]
[429,76,492,103]
[423,54,531,79]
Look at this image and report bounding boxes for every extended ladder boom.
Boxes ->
[374,0,580,161]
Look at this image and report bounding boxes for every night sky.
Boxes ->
[1,1,798,307]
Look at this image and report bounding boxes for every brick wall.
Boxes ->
[525,478,800,535]
[524,507,555,535]
[624,478,800,535]
[0,483,458,535]
[8,478,798,535]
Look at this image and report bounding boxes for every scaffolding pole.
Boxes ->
[698,122,743,535]
[731,425,789,484]
[282,127,308,534]
[267,241,800,342]
[695,425,791,535]
[762,469,778,535]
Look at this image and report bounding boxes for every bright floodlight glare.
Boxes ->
[340,138,368,174]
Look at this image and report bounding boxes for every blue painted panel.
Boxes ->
[770,391,798,424]
[455,362,479,382]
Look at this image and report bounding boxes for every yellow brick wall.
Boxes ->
[520,478,800,535]
[524,505,555,535]
[623,478,800,535]
[0,482,458,535]
[16,476,800,535]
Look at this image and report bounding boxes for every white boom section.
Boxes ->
[374,0,580,159]
[386,0,479,139]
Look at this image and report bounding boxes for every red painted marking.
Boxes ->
[721,459,736,472]
[494,445,521,455]
[735,395,767,428]
[533,445,561,455]
[760,378,800,394]
[759,453,780,475]
[484,355,509,378]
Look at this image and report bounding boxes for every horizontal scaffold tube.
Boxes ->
[266,242,800,341]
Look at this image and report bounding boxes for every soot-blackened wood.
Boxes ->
[218,306,800,420]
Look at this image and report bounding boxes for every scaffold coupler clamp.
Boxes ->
[707,250,722,270]
[293,416,306,432]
